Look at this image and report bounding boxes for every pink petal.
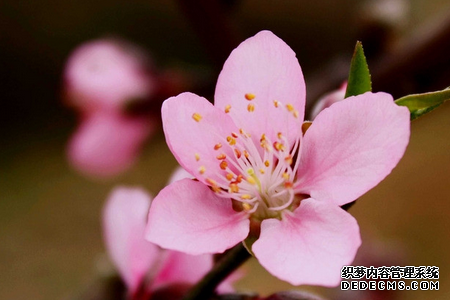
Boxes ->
[145,179,250,255]
[151,251,213,290]
[103,187,161,293]
[310,82,347,120]
[215,30,306,144]
[67,112,154,178]
[64,39,155,113]
[296,92,410,206]
[252,198,361,287]
[167,166,194,184]
[162,92,239,185]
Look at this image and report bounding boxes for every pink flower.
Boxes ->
[310,82,347,120]
[68,112,154,178]
[64,39,157,178]
[103,187,234,298]
[64,39,156,113]
[145,31,410,286]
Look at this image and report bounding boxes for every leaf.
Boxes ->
[395,87,450,120]
[345,41,372,98]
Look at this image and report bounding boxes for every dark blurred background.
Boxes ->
[1,0,450,299]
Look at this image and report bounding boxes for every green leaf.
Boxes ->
[345,41,372,98]
[395,87,450,120]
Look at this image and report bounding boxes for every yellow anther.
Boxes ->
[241,194,252,200]
[247,103,255,112]
[214,143,222,150]
[220,160,228,170]
[226,173,234,181]
[234,149,242,159]
[293,110,299,118]
[212,185,221,193]
[229,183,239,193]
[198,166,206,174]
[216,153,226,160]
[242,203,252,211]
[236,174,243,183]
[260,133,266,142]
[282,172,290,180]
[245,93,255,101]
[247,176,256,185]
[273,100,280,108]
[273,141,285,151]
[277,132,283,139]
[285,155,293,165]
[284,181,293,189]
[192,112,202,122]
[206,178,217,186]
[224,105,231,113]
[264,160,270,167]
[195,153,200,161]
[226,136,236,146]
[259,168,265,174]
[286,104,294,112]
[243,150,249,158]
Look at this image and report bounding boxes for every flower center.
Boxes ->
[210,128,303,220]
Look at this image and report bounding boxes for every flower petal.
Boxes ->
[145,179,250,255]
[215,30,306,145]
[167,166,194,184]
[68,112,154,178]
[151,251,213,290]
[296,92,410,206]
[103,187,160,293]
[252,198,361,286]
[162,92,240,185]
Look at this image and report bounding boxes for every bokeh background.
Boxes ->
[1,0,450,299]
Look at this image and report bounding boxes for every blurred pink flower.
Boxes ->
[64,39,156,113]
[145,31,410,286]
[64,39,157,178]
[103,187,234,299]
[67,112,155,178]
[310,82,347,120]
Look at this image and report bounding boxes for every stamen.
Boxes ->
[286,104,294,112]
[236,174,243,183]
[198,166,206,174]
[264,160,270,167]
[242,203,253,211]
[220,161,228,170]
[214,143,222,150]
[192,113,202,122]
[234,149,242,159]
[247,176,256,185]
[259,168,265,174]
[245,93,255,100]
[216,153,226,160]
[226,173,234,181]
[195,153,200,161]
[229,183,239,193]
[224,105,231,113]
[284,181,293,188]
[282,172,290,180]
[227,136,236,145]
[247,103,255,112]
[285,155,293,165]
[273,100,280,108]
[273,141,285,151]
[231,132,239,138]
[241,194,252,200]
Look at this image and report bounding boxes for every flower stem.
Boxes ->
[182,243,251,300]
